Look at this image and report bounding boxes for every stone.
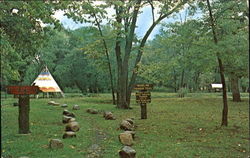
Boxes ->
[52,102,60,106]
[62,115,75,124]
[119,146,136,158]
[86,108,98,114]
[119,132,133,146]
[120,120,133,131]
[63,109,75,117]
[125,118,134,125]
[61,104,68,108]
[62,131,76,139]
[72,104,80,110]
[49,139,64,149]
[48,101,60,106]
[90,109,98,114]
[103,111,116,120]
[65,121,80,132]
[69,118,76,123]
[124,131,135,139]
[48,101,56,105]
[86,108,92,113]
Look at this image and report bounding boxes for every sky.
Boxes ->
[53,3,203,40]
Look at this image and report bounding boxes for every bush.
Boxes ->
[63,87,82,93]
[177,88,188,98]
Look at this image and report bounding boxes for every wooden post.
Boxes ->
[6,86,39,134]
[18,95,30,134]
[140,103,147,119]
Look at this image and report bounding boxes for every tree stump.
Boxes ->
[65,122,80,132]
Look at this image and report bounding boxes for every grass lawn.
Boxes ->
[1,92,249,158]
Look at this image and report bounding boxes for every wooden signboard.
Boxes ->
[7,86,40,95]
[134,84,153,90]
[136,92,151,103]
[134,84,153,119]
[6,86,40,134]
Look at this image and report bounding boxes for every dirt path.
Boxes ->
[84,112,108,158]
[86,128,107,158]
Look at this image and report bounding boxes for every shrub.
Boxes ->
[177,88,188,98]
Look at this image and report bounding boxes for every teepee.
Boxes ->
[32,66,64,97]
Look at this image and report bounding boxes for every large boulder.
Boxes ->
[62,131,76,139]
[103,111,116,120]
[119,146,136,158]
[63,109,75,118]
[119,132,134,146]
[65,121,80,132]
[72,104,80,110]
[120,120,134,131]
[49,139,64,149]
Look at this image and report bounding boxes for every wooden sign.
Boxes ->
[7,86,40,95]
[136,92,151,103]
[134,84,153,119]
[134,84,153,90]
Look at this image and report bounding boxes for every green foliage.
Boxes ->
[177,87,189,97]
[0,1,68,83]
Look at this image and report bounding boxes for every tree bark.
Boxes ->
[231,74,241,102]
[114,3,126,108]
[207,0,228,126]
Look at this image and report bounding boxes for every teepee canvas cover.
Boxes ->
[32,67,64,97]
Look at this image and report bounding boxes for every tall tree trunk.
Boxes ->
[114,4,126,108]
[173,69,177,92]
[207,0,228,126]
[230,74,241,102]
[92,10,116,105]
[180,69,185,88]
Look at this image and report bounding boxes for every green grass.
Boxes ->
[1,92,249,158]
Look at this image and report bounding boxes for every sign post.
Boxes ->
[7,86,40,134]
[134,84,153,119]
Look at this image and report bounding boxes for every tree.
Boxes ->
[206,0,229,126]
[63,0,192,108]
[0,1,68,85]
